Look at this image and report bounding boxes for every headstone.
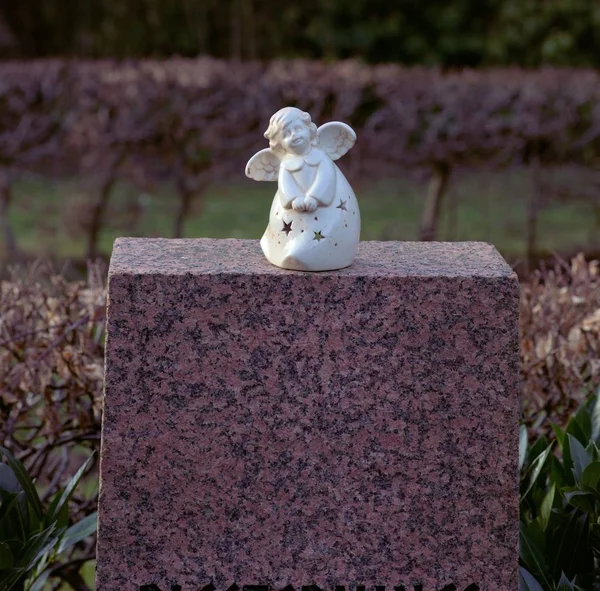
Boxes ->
[97,238,519,591]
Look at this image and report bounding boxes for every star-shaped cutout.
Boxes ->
[336,199,348,212]
[313,230,325,242]
[282,220,292,236]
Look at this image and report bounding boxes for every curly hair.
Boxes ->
[264,107,317,154]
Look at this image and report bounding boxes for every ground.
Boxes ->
[6,166,600,266]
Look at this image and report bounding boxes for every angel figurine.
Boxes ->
[246,107,360,271]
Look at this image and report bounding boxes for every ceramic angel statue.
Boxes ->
[246,107,360,271]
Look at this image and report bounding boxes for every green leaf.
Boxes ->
[565,417,588,449]
[0,449,43,521]
[520,425,529,471]
[0,541,14,569]
[46,489,70,530]
[548,509,592,582]
[587,439,600,462]
[573,404,593,443]
[519,521,552,589]
[518,566,545,591]
[529,436,550,464]
[591,393,600,443]
[15,525,57,574]
[0,566,26,591]
[0,493,21,536]
[0,465,20,497]
[57,512,97,554]
[557,572,576,590]
[538,484,555,531]
[27,568,50,591]
[581,461,600,490]
[553,424,566,449]
[568,434,593,483]
[0,492,29,544]
[521,443,552,501]
[46,453,94,526]
[563,488,595,513]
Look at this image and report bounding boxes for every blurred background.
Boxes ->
[1,0,600,276]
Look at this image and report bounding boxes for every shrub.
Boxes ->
[519,396,600,590]
[0,446,96,591]
[520,254,600,436]
[0,261,105,529]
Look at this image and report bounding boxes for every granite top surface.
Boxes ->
[109,238,515,279]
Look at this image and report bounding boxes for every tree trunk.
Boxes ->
[243,0,257,60]
[230,0,242,60]
[86,153,123,260]
[527,155,543,274]
[0,173,17,259]
[420,163,451,241]
[173,168,197,239]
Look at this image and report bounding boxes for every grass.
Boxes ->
[5,166,600,264]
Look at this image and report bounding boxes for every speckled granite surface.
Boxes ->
[97,239,519,591]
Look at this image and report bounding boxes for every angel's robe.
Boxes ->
[278,147,336,209]
[260,145,361,271]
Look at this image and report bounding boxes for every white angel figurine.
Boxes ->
[246,107,360,271]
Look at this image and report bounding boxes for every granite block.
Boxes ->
[96,239,519,591]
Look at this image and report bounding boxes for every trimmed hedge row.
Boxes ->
[2,59,600,169]
[2,59,600,253]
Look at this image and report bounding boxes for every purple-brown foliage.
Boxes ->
[3,59,600,178]
[521,254,600,434]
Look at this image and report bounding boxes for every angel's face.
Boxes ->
[280,118,311,156]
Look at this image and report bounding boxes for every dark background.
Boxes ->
[0,0,598,67]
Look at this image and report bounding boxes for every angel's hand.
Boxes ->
[292,196,306,212]
[303,196,318,212]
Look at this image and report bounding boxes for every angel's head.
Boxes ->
[264,107,317,157]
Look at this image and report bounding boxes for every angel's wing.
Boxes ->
[245,148,281,181]
[317,122,356,161]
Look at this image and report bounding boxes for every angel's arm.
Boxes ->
[278,166,303,209]
[306,155,336,206]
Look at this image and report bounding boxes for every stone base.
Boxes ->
[97,239,519,591]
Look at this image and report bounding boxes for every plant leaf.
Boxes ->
[565,417,588,450]
[0,448,43,521]
[518,566,545,591]
[553,424,566,449]
[0,541,14,569]
[519,521,552,589]
[57,512,97,554]
[548,509,592,582]
[0,492,29,544]
[557,572,576,590]
[591,393,600,443]
[538,484,556,531]
[568,435,593,483]
[0,566,26,591]
[581,461,600,490]
[0,465,20,497]
[46,453,94,526]
[520,425,529,471]
[573,404,593,443]
[15,525,58,575]
[563,488,596,513]
[27,568,51,591]
[521,443,553,501]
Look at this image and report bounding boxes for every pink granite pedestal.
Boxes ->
[97,239,519,591]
